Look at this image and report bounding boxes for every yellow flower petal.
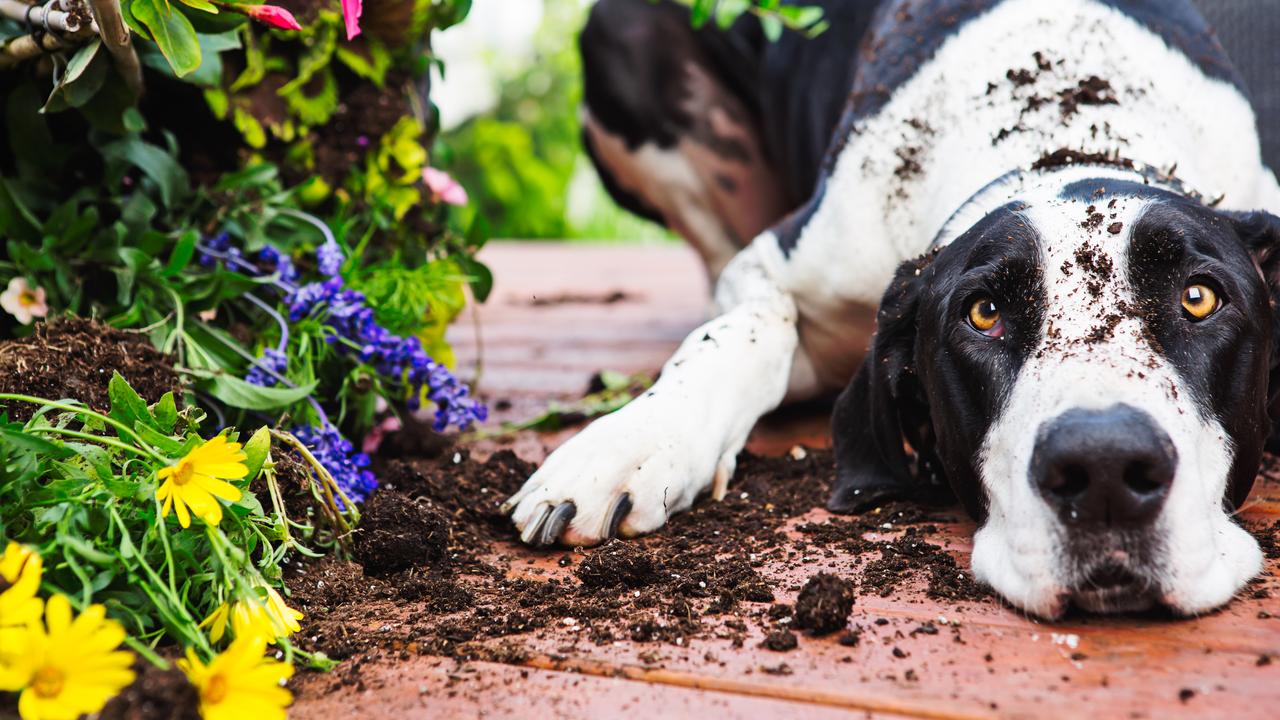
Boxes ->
[180,636,292,720]
[9,595,134,720]
[193,476,243,502]
[173,495,192,528]
[44,595,72,634]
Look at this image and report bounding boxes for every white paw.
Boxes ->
[502,397,737,547]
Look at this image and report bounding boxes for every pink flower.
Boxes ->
[422,167,468,206]
[1,277,48,325]
[341,0,361,40]
[361,414,402,454]
[242,4,302,30]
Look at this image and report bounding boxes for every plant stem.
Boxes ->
[268,429,357,543]
[0,393,166,460]
[124,636,170,669]
[27,426,154,456]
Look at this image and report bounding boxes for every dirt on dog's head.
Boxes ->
[830,168,1279,618]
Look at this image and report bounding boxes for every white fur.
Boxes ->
[783,0,1279,301]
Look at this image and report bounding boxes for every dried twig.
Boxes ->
[0,29,63,68]
[85,0,141,96]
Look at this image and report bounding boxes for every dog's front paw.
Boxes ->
[501,399,733,547]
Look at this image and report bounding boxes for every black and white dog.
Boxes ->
[502,0,1280,618]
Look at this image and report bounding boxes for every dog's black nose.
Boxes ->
[1031,405,1176,527]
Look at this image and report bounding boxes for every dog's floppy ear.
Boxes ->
[1228,209,1280,455]
[828,255,952,513]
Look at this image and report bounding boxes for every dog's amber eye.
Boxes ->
[1181,283,1219,320]
[968,297,1001,334]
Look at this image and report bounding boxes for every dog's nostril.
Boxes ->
[1052,464,1090,499]
[1122,460,1165,495]
[1032,405,1177,527]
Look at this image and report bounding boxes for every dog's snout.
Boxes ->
[1031,405,1177,527]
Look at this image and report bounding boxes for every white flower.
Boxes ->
[0,277,48,325]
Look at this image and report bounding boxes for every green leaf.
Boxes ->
[163,230,199,277]
[176,0,218,13]
[0,424,74,458]
[335,40,391,87]
[99,138,190,208]
[280,69,339,126]
[241,426,271,482]
[131,0,202,77]
[456,254,493,303]
[151,392,178,433]
[690,0,713,27]
[777,5,824,28]
[195,371,318,411]
[44,41,109,112]
[232,107,266,149]
[122,107,147,132]
[108,372,155,430]
[760,14,783,41]
[714,0,750,28]
[136,423,187,456]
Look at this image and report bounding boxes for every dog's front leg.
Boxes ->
[503,242,799,547]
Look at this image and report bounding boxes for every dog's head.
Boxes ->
[831,174,1277,617]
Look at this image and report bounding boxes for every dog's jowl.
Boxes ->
[505,0,1280,617]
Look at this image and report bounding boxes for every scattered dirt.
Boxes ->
[525,290,634,306]
[1058,76,1117,118]
[761,629,799,652]
[1031,147,1134,172]
[1253,519,1280,561]
[99,660,199,720]
[793,573,855,636]
[0,318,182,421]
[281,445,998,689]
[352,490,451,576]
[575,540,664,588]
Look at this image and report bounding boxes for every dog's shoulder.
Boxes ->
[773,0,1250,260]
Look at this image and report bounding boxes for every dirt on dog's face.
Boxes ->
[832,176,1280,618]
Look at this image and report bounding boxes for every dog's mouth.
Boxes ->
[1059,540,1172,614]
[1068,562,1159,613]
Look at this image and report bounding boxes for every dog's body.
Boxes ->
[504,0,1280,617]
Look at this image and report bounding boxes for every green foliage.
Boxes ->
[438,0,666,241]
[0,377,354,665]
[671,0,828,40]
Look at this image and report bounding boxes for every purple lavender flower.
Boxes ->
[196,223,487,434]
[246,348,289,387]
[317,241,344,277]
[292,423,377,503]
[285,280,487,431]
[197,232,232,268]
[257,246,300,283]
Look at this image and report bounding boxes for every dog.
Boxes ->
[501,0,1280,618]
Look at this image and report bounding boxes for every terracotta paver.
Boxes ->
[292,242,1280,719]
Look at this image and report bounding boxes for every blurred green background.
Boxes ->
[432,0,673,242]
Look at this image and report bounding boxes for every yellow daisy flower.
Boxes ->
[262,586,304,637]
[0,594,135,720]
[178,636,293,720]
[156,435,247,528]
[199,587,304,644]
[0,542,43,629]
